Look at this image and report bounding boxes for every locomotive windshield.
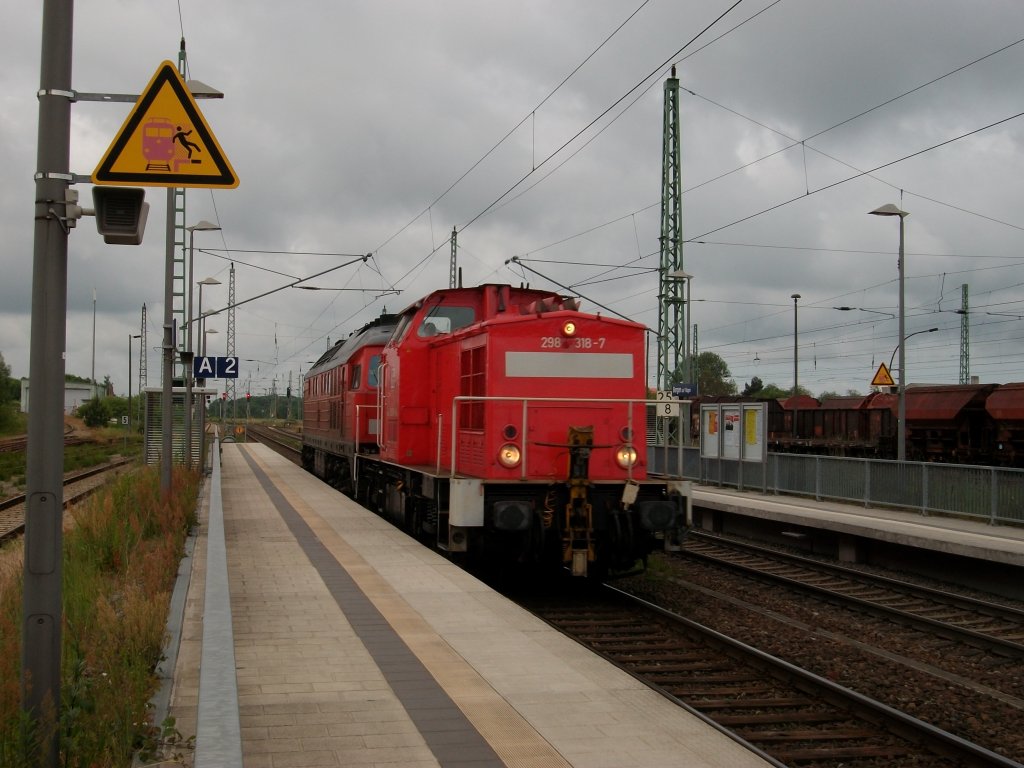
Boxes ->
[417,305,475,338]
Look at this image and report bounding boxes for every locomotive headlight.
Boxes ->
[615,444,638,469]
[498,443,522,468]
[562,320,577,337]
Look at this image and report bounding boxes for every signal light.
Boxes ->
[246,392,251,400]
[92,186,149,245]
[221,392,227,400]
[562,321,577,337]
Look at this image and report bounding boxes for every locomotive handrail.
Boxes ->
[376,363,387,450]
[436,413,444,476]
[448,395,643,481]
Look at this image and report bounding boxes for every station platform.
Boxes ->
[692,485,1024,568]
[164,443,771,768]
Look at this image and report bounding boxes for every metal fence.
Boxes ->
[647,444,1024,527]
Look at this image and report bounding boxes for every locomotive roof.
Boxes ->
[394,283,569,315]
[394,283,643,330]
[307,314,397,376]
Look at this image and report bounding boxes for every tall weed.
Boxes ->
[0,465,198,766]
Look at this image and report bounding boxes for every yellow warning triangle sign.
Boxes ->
[871,362,895,387]
[92,61,238,189]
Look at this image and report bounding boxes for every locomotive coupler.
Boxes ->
[564,426,596,577]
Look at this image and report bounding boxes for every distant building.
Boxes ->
[20,378,109,415]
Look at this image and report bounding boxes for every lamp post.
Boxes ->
[92,288,97,393]
[870,203,909,460]
[791,293,801,439]
[887,327,938,460]
[196,276,221,354]
[203,326,218,357]
[889,327,938,370]
[186,221,221,357]
[195,278,220,465]
[181,348,195,469]
[833,306,895,320]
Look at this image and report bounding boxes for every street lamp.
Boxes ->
[196,276,221,355]
[889,327,938,370]
[870,203,909,461]
[203,327,218,357]
[186,221,221,357]
[834,306,896,320]
[180,348,195,469]
[791,293,801,439]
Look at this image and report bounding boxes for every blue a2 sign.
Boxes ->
[193,355,239,378]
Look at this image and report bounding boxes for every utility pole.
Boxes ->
[24,3,73,763]
[91,287,96,390]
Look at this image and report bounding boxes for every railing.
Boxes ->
[647,444,1024,526]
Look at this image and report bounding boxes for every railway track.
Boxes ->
[681,532,1024,660]
[244,424,302,464]
[0,459,134,541]
[0,424,84,454]
[522,584,1021,768]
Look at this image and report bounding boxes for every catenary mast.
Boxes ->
[657,67,683,390]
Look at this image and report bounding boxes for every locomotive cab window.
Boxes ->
[368,355,381,388]
[350,364,361,390]
[417,305,475,338]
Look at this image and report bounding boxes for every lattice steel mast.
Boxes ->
[657,67,683,390]
[171,40,189,377]
[960,283,970,384]
[228,262,237,419]
[139,303,148,387]
[449,227,458,288]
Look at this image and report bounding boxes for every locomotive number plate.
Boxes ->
[539,336,606,349]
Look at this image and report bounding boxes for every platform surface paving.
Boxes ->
[169,443,770,767]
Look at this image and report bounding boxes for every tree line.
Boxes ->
[680,351,860,400]
[0,352,21,433]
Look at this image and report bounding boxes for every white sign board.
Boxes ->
[655,390,679,418]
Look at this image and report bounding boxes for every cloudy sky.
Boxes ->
[4,0,1024,401]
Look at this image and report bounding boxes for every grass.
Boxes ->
[0,464,199,767]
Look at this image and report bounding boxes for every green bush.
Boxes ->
[0,403,24,437]
[76,398,109,429]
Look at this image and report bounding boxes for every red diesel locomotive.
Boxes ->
[303,313,397,485]
[303,283,687,577]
